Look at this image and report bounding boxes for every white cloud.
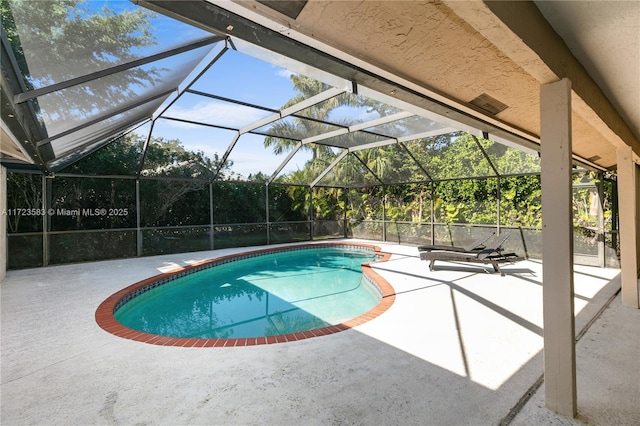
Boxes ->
[228,151,278,177]
[227,146,310,179]
[183,142,225,158]
[276,68,296,79]
[164,100,269,129]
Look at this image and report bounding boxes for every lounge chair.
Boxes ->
[417,231,495,253]
[419,234,524,276]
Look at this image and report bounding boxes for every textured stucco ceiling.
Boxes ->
[297,1,541,132]
[535,0,640,143]
[229,0,640,168]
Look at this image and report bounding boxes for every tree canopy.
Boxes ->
[1,0,160,130]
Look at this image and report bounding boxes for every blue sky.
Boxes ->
[15,1,483,178]
[86,0,317,178]
[12,1,388,178]
[151,48,314,179]
[10,1,539,179]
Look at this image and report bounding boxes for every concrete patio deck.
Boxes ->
[1,240,637,425]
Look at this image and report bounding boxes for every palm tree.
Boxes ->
[264,75,358,162]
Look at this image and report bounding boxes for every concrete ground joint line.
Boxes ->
[497,285,623,425]
[498,374,545,426]
[575,286,622,343]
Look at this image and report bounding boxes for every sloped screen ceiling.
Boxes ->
[1,0,541,186]
[2,0,220,172]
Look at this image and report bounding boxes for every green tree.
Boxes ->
[263,75,360,165]
[64,132,144,175]
[1,0,159,119]
[500,176,541,227]
[261,75,546,235]
[138,137,225,227]
[34,132,225,229]
[5,173,43,233]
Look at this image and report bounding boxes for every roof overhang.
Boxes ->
[186,0,639,169]
[138,0,545,159]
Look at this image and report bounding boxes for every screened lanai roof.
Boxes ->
[0,0,543,187]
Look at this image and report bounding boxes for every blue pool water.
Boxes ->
[115,247,380,339]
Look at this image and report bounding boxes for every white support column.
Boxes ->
[0,165,7,282]
[540,78,577,417]
[616,146,639,308]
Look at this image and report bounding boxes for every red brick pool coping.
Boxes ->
[95,242,396,347]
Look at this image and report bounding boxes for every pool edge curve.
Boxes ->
[95,242,396,347]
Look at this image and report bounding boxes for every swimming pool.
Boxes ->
[96,243,396,347]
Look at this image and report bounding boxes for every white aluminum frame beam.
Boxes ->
[215,87,347,179]
[268,141,303,183]
[280,87,345,117]
[348,138,397,152]
[240,87,347,135]
[14,36,224,104]
[301,128,349,145]
[310,150,349,187]
[347,111,414,132]
[397,127,459,143]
